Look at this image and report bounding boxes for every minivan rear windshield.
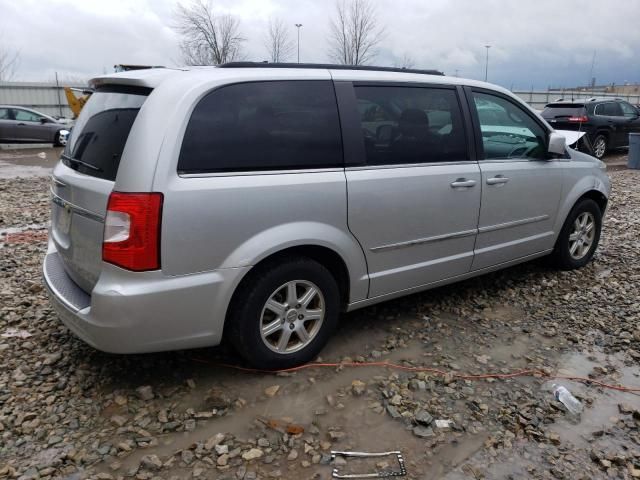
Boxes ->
[62,86,151,181]
[541,104,586,118]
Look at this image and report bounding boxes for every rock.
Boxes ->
[351,379,366,396]
[242,449,264,461]
[475,354,490,365]
[618,403,634,414]
[215,444,229,455]
[140,454,163,471]
[264,385,280,397]
[43,351,62,365]
[386,405,401,419]
[217,454,229,466]
[205,433,226,451]
[110,415,127,427]
[135,385,154,401]
[287,449,298,461]
[181,449,195,464]
[206,388,232,409]
[414,410,433,426]
[413,426,435,438]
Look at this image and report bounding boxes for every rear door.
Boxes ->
[340,82,481,298]
[468,88,563,270]
[50,87,149,292]
[594,102,626,147]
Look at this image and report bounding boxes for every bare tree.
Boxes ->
[394,53,415,69]
[174,0,245,65]
[264,18,295,63]
[328,0,384,65]
[0,33,20,81]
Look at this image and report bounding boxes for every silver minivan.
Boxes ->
[43,63,610,368]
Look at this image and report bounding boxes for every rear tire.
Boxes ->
[551,198,602,270]
[592,134,607,159]
[227,256,340,369]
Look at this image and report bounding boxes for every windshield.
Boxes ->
[63,88,149,181]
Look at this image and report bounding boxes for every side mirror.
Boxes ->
[40,118,48,124]
[548,131,566,155]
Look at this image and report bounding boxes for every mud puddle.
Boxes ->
[0,147,61,177]
[546,347,640,449]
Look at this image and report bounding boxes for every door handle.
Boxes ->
[450,178,476,188]
[17,123,25,126]
[486,176,509,185]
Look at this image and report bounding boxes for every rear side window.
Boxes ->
[595,102,623,116]
[0,108,9,120]
[178,81,343,174]
[541,104,586,118]
[13,109,41,122]
[62,88,149,181]
[353,86,468,165]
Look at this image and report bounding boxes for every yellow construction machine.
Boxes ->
[64,87,91,119]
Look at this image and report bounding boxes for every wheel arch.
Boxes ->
[553,177,609,243]
[222,243,358,344]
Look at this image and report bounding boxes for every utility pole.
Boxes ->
[54,71,63,118]
[484,45,491,82]
[295,24,303,63]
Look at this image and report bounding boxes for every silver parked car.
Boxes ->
[43,63,610,368]
[0,106,69,145]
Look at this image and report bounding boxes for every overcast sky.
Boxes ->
[1,0,639,89]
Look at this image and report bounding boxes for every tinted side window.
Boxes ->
[13,109,40,122]
[472,92,547,160]
[178,81,343,173]
[353,86,467,165]
[0,108,10,120]
[597,102,623,116]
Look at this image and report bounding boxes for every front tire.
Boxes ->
[53,130,65,147]
[551,198,602,270]
[227,257,340,369]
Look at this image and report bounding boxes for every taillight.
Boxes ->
[568,116,588,122]
[102,192,163,271]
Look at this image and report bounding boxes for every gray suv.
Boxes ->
[43,63,610,368]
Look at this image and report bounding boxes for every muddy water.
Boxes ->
[104,305,560,479]
[547,347,640,448]
[116,340,489,478]
[0,147,61,178]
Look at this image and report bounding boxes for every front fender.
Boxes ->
[553,170,610,240]
[220,221,369,303]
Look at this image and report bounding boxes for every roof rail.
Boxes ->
[218,62,445,76]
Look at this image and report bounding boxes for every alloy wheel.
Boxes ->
[568,212,596,260]
[259,280,325,354]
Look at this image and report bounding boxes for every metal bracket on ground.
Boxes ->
[330,450,406,478]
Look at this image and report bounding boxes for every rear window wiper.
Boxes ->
[61,153,103,172]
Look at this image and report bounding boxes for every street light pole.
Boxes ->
[295,24,303,63]
[484,45,491,82]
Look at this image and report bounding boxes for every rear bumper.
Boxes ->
[43,239,249,353]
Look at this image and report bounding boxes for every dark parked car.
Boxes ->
[0,106,69,145]
[541,98,640,158]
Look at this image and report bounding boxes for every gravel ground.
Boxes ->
[1,169,640,480]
